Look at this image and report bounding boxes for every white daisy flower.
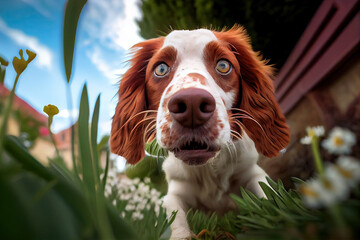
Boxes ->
[144,177,151,184]
[300,136,313,145]
[335,156,360,188]
[320,166,350,205]
[300,126,325,145]
[299,170,349,208]
[103,168,164,219]
[322,127,356,154]
[132,178,140,185]
[131,211,144,221]
[125,204,136,211]
[298,179,323,208]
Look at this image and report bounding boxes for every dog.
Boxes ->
[110,26,290,239]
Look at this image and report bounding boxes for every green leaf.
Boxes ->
[90,94,100,179]
[0,55,9,66]
[0,65,5,84]
[145,138,168,158]
[259,182,278,202]
[4,135,54,180]
[0,175,36,239]
[240,188,262,212]
[78,84,95,192]
[266,176,279,191]
[63,0,87,83]
[102,149,110,191]
[237,215,275,229]
[97,135,110,153]
[291,177,306,184]
[3,135,94,230]
[125,155,160,178]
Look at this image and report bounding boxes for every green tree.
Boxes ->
[137,0,321,68]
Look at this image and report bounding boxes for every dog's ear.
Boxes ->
[110,38,164,164]
[215,26,290,158]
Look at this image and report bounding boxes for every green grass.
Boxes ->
[1,0,360,239]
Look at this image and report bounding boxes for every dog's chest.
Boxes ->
[187,164,240,214]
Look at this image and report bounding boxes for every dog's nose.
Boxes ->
[168,88,215,128]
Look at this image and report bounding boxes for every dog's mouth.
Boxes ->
[170,138,220,165]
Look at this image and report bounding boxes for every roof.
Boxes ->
[0,83,47,123]
[274,0,360,114]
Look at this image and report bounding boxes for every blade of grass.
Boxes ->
[3,135,93,230]
[5,135,137,240]
[0,175,37,239]
[90,94,100,178]
[239,189,262,211]
[63,0,87,83]
[102,148,110,191]
[91,95,115,240]
[291,177,306,184]
[78,84,96,193]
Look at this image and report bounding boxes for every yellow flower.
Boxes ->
[12,49,37,75]
[43,104,59,117]
[12,56,27,75]
[26,49,36,63]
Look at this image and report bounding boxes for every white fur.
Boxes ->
[163,133,268,239]
[157,29,234,148]
[155,29,268,239]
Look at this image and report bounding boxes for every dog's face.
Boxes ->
[110,26,290,165]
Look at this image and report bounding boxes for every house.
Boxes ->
[262,0,360,186]
[0,83,56,163]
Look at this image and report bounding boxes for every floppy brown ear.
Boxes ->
[215,26,290,158]
[110,38,164,164]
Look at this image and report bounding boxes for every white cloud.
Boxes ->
[20,0,53,18]
[51,119,71,134]
[99,119,112,135]
[82,0,143,82]
[86,46,128,83]
[50,108,78,133]
[84,0,144,51]
[0,18,53,70]
[57,108,79,119]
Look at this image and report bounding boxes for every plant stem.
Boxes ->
[48,118,60,158]
[311,136,324,176]
[0,74,20,157]
[329,204,348,238]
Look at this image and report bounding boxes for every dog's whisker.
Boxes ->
[230,130,242,140]
[144,128,156,143]
[143,120,157,143]
[148,130,157,144]
[130,116,157,136]
[144,123,156,138]
[231,119,244,132]
[120,110,157,130]
[230,110,266,135]
[230,107,254,117]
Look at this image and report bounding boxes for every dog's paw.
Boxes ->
[246,180,267,199]
[170,227,193,240]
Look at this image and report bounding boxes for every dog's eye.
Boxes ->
[216,60,231,74]
[154,63,170,77]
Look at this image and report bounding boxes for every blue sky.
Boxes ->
[0,0,144,138]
